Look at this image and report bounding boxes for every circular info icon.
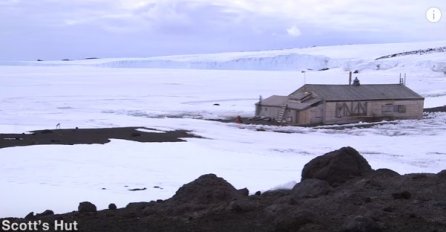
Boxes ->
[426,7,442,23]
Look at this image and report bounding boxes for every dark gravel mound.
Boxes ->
[302,146,373,186]
[78,202,97,213]
[170,174,244,204]
[2,147,446,232]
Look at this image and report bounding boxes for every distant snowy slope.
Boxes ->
[95,53,331,71]
[6,41,446,72]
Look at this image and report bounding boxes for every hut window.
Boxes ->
[382,104,394,113]
[382,104,406,114]
[263,107,268,112]
[396,105,406,113]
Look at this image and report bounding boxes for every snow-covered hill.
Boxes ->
[6,41,446,73]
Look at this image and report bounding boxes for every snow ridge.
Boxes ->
[99,53,331,71]
[1,41,445,72]
[375,46,446,60]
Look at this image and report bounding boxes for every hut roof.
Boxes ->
[258,95,321,110]
[290,84,424,101]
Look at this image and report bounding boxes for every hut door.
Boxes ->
[295,111,300,124]
[310,107,323,124]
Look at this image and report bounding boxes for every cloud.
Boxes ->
[0,0,445,60]
[286,26,302,37]
[3,0,439,34]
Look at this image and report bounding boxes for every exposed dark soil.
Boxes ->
[0,127,200,149]
[424,105,446,113]
[1,147,445,232]
[375,46,446,60]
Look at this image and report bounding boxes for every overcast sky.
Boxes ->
[0,0,444,60]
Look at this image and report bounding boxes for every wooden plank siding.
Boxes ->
[323,100,424,124]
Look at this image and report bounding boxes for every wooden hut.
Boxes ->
[255,79,424,125]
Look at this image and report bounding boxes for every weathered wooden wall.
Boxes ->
[256,99,423,126]
[257,106,281,119]
[324,99,424,124]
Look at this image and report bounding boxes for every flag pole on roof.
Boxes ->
[349,71,352,85]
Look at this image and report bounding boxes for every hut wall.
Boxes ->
[256,99,423,126]
[323,99,424,125]
[368,100,424,119]
[294,105,323,125]
[297,109,310,125]
[283,109,298,124]
[257,105,282,119]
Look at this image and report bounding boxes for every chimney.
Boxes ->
[349,71,352,85]
[353,77,360,86]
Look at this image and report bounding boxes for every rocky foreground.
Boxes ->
[2,147,446,232]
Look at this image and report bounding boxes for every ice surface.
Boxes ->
[0,41,445,217]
